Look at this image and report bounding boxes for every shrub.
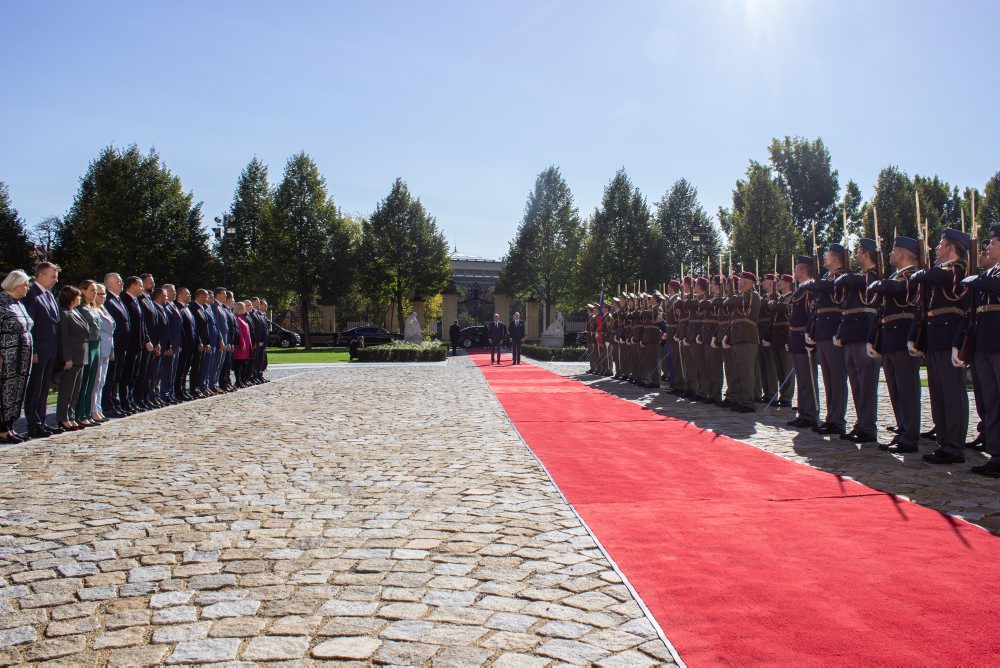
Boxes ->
[521,344,588,362]
[354,340,448,362]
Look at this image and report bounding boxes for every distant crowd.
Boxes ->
[0,262,271,444]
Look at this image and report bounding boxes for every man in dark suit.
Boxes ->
[119,276,149,412]
[22,262,62,437]
[137,274,159,408]
[509,312,526,365]
[102,273,131,416]
[487,313,506,365]
[220,291,238,391]
[174,287,196,400]
[448,320,461,356]
[161,285,184,403]
[147,287,169,406]
[189,289,211,397]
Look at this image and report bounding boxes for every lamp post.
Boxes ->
[213,215,236,287]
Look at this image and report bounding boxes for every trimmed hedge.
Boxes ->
[521,344,588,362]
[354,340,448,362]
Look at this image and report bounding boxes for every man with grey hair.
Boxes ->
[22,262,62,437]
[102,272,130,417]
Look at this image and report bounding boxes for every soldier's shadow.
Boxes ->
[570,372,1000,537]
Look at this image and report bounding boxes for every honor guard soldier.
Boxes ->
[586,304,597,373]
[909,228,971,464]
[685,278,708,401]
[719,276,739,407]
[613,294,627,380]
[835,239,882,444]
[965,239,992,450]
[960,225,1000,477]
[600,298,615,376]
[645,291,666,387]
[665,280,683,393]
[676,278,694,397]
[787,257,820,428]
[869,237,922,453]
[757,274,778,403]
[767,273,795,407]
[727,272,761,413]
[702,276,724,404]
[805,244,849,436]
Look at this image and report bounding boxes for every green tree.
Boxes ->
[577,169,653,301]
[225,157,272,297]
[0,182,34,273]
[913,174,961,243]
[653,178,721,279]
[498,166,583,327]
[258,152,352,349]
[839,179,864,244]
[730,161,800,274]
[866,166,916,242]
[55,144,216,285]
[768,136,840,241]
[360,178,451,334]
[981,171,1000,228]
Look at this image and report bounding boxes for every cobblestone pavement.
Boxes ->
[534,360,1000,535]
[0,356,676,666]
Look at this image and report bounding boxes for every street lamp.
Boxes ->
[213,215,236,287]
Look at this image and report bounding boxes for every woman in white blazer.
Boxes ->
[90,283,116,423]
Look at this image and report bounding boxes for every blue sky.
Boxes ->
[2,0,998,260]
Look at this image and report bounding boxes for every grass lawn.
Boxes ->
[267,347,351,364]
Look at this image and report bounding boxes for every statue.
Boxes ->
[540,312,565,347]
[404,312,422,344]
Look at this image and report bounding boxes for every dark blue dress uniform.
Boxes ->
[961,224,1000,477]
[835,246,881,441]
[805,245,848,434]
[787,257,819,428]
[868,237,922,451]
[909,228,970,463]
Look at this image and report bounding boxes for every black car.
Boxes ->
[336,326,404,346]
[268,321,301,348]
[458,325,510,349]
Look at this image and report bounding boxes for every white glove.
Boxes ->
[951,347,965,368]
[866,343,879,359]
[833,336,842,348]
[711,337,719,349]
[785,344,790,352]
[761,340,771,348]
[672,336,680,343]
[696,335,702,344]
[722,336,731,350]
[804,333,815,346]
[907,341,922,358]
[682,339,690,347]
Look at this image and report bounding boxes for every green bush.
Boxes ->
[354,340,448,362]
[521,344,588,362]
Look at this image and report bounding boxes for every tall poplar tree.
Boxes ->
[730,161,800,274]
[0,182,34,272]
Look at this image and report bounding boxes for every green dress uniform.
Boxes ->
[729,276,761,413]
[767,279,795,406]
[702,279,724,403]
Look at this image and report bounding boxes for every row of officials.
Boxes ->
[0,263,271,444]
[584,225,1000,479]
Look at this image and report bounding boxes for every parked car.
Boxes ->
[458,325,510,349]
[336,326,404,346]
[268,321,301,348]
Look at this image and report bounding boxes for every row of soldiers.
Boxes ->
[585,224,1000,479]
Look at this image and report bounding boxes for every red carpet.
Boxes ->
[473,353,1000,666]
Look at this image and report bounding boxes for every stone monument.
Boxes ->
[540,312,565,347]
[404,312,423,344]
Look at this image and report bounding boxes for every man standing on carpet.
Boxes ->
[835,239,882,444]
[665,281,683,394]
[961,224,1000,477]
[728,271,761,413]
[767,273,795,407]
[870,236,922,453]
[488,313,506,365]
[787,256,820,429]
[804,244,849,436]
[909,228,971,464]
[509,311,525,365]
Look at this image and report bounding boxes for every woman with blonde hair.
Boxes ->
[0,270,34,444]
[73,280,102,427]
[90,283,115,423]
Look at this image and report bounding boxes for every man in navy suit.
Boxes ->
[102,272,131,417]
[119,276,149,412]
[160,284,184,402]
[174,287,196,401]
[487,313,507,365]
[137,274,160,408]
[22,262,62,437]
[509,311,526,365]
[210,288,230,391]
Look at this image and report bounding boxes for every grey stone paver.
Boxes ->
[536,359,1000,534]
[0,357,675,665]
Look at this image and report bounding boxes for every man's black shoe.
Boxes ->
[733,405,755,413]
[28,427,51,439]
[719,399,732,408]
[965,436,985,451]
[815,423,845,436]
[922,450,965,464]
[787,417,806,427]
[885,443,919,453]
[47,425,64,434]
[885,425,899,433]
[776,400,792,408]
[851,432,878,444]
[970,460,1000,478]
[920,428,937,439]
[839,429,858,441]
